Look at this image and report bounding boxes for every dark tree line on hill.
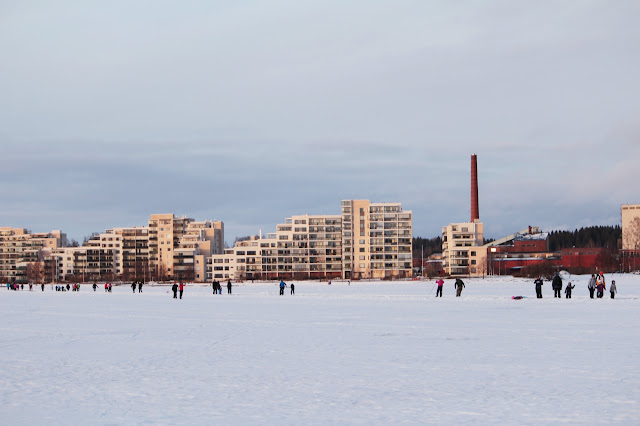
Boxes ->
[548,225,621,252]
[412,236,442,258]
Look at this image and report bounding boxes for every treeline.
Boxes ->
[412,236,443,258]
[548,225,621,252]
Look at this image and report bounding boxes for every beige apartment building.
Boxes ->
[0,228,66,283]
[441,221,485,276]
[341,200,413,279]
[148,214,224,280]
[622,204,640,250]
[621,204,640,272]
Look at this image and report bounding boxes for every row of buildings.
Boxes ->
[0,200,413,284]
[438,156,640,276]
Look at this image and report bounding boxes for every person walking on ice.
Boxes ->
[435,278,444,297]
[596,272,606,298]
[610,280,617,299]
[534,276,544,299]
[172,282,178,299]
[588,274,596,299]
[290,282,295,295]
[454,278,465,297]
[564,282,575,299]
[552,272,562,298]
[279,280,286,295]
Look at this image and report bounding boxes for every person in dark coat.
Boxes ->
[41,283,45,291]
[131,282,136,293]
[290,282,295,295]
[610,280,617,299]
[172,282,178,299]
[564,282,575,299]
[552,272,562,298]
[212,281,217,294]
[587,274,596,299]
[227,280,232,294]
[534,276,544,298]
[454,278,465,297]
[138,282,143,293]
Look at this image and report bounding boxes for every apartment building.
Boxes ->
[341,200,413,279]
[0,228,66,283]
[621,204,640,272]
[441,221,485,276]
[209,213,343,282]
[211,200,412,281]
[148,214,224,280]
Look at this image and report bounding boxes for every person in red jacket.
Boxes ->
[435,279,444,297]
[179,282,184,299]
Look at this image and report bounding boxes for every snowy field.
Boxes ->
[2,274,639,425]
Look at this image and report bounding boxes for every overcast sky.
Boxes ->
[1,0,639,244]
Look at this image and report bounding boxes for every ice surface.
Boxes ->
[2,275,639,425]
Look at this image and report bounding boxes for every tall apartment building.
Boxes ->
[621,204,640,272]
[341,200,413,279]
[148,214,224,280]
[0,228,66,283]
[622,204,640,250]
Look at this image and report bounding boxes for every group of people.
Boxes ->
[171,282,185,299]
[55,283,82,292]
[535,272,617,299]
[6,283,46,291]
[211,280,232,295]
[279,280,295,295]
[587,273,617,299]
[130,279,143,293]
[434,278,465,297]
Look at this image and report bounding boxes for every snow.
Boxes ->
[2,275,639,424]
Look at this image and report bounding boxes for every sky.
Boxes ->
[1,0,639,245]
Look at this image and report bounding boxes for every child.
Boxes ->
[564,282,575,299]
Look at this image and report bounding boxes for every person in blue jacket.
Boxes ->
[279,280,286,295]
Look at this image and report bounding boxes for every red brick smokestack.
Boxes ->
[471,154,479,222]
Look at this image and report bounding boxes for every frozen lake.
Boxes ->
[2,275,639,425]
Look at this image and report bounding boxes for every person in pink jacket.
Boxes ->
[435,279,444,297]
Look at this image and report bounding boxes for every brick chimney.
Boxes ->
[471,154,479,222]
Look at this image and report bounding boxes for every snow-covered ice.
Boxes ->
[2,275,639,425]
